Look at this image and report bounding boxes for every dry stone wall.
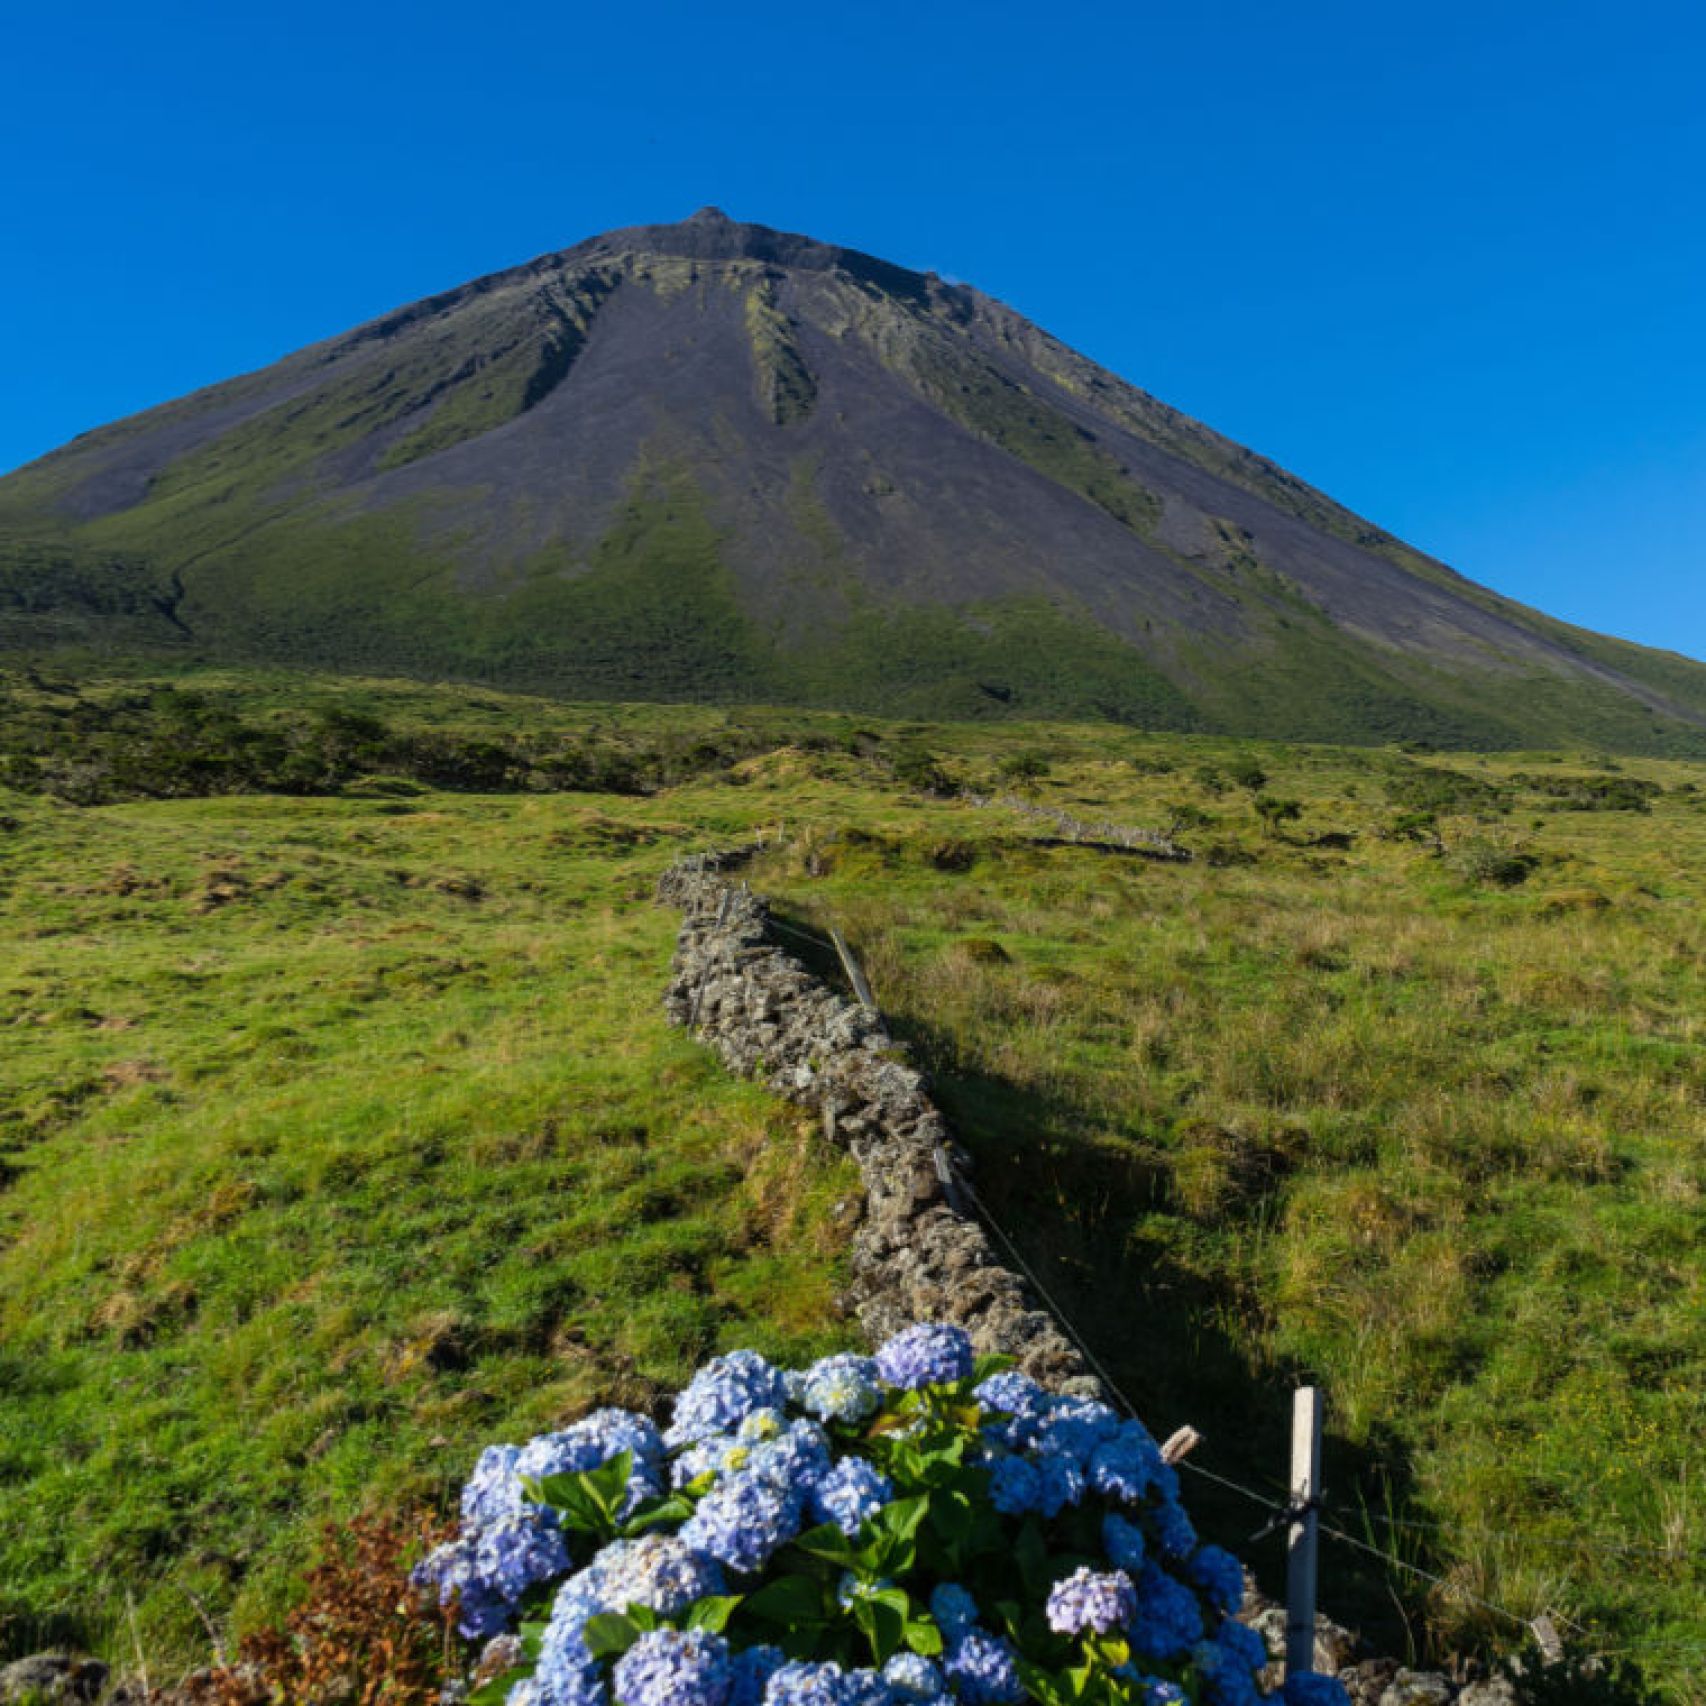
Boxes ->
[657,849,1097,1396]
[959,794,1192,860]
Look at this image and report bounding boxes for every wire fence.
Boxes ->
[727,878,1700,1668]
[955,1174,1532,1619]
[952,1166,1706,1664]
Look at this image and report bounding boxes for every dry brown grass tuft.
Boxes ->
[168,1512,459,1706]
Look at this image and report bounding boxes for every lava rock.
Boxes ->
[0,1654,109,1706]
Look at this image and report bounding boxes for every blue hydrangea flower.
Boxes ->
[972,1369,1048,1421]
[1192,1634,1261,1706]
[929,1583,980,1639]
[462,1443,527,1526]
[730,1647,787,1706]
[1045,1567,1138,1636]
[1033,1453,1087,1518]
[737,1408,789,1443]
[667,1351,791,1448]
[764,1661,850,1706]
[1032,1399,1122,1470]
[415,1500,574,1639]
[1185,1545,1246,1616]
[986,1455,1041,1516]
[671,1434,738,1488]
[486,1410,665,1519]
[413,1531,510,1639]
[748,1419,833,1492]
[536,1408,666,1470]
[973,1372,1049,1450]
[1128,1563,1204,1663]
[474,1510,574,1605]
[680,1472,804,1574]
[1282,1676,1351,1706]
[522,1655,609,1706]
[1086,1424,1161,1505]
[841,1670,892,1706]
[881,1655,944,1702]
[1151,1496,1197,1561]
[811,1458,894,1535]
[1101,1512,1146,1573]
[671,1419,828,1496]
[873,1324,974,1390]
[539,1580,602,1646]
[800,1354,883,1425]
[942,1632,1022,1705]
[517,1419,655,1482]
[1214,1621,1267,1673]
[613,1629,734,1706]
[577,1535,726,1618]
[531,1585,609,1706]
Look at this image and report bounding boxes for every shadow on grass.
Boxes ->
[770,904,1438,1660]
[919,1038,1441,1657]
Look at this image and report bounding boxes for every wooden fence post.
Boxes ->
[1159,1425,1202,1466]
[829,926,878,1013]
[1286,1386,1324,1678]
[1531,1614,1565,1665]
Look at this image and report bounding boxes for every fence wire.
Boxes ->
[736,888,1697,1666]
[953,1169,1706,1660]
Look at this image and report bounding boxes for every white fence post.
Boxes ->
[1286,1386,1324,1678]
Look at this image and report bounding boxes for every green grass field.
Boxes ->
[0,684,861,1668]
[1,667,1702,1697]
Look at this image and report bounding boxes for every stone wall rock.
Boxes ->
[657,849,1096,1395]
[959,794,1192,860]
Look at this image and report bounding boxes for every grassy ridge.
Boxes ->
[6,469,1706,756]
[1,668,1703,1696]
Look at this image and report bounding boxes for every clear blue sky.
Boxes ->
[4,0,1702,660]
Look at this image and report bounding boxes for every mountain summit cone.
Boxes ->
[4,210,1702,749]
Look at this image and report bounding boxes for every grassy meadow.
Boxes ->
[1,666,1702,1697]
[0,673,861,1667]
[732,734,1705,1689]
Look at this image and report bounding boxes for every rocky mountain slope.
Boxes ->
[4,208,1703,749]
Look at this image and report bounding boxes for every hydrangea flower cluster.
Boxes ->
[418,1407,668,1637]
[420,1324,1348,1706]
[666,1352,792,1448]
[583,1536,727,1618]
[874,1325,975,1391]
[880,1655,944,1702]
[612,1629,732,1706]
[680,1472,804,1575]
[1193,1620,1272,1706]
[1044,1568,1138,1637]
[800,1355,883,1426]
[941,1631,1021,1706]
[811,1459,894,1537]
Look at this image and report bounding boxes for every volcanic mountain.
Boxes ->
[4,207,1703,748]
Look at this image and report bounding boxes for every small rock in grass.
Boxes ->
[0,1653,110,1706]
